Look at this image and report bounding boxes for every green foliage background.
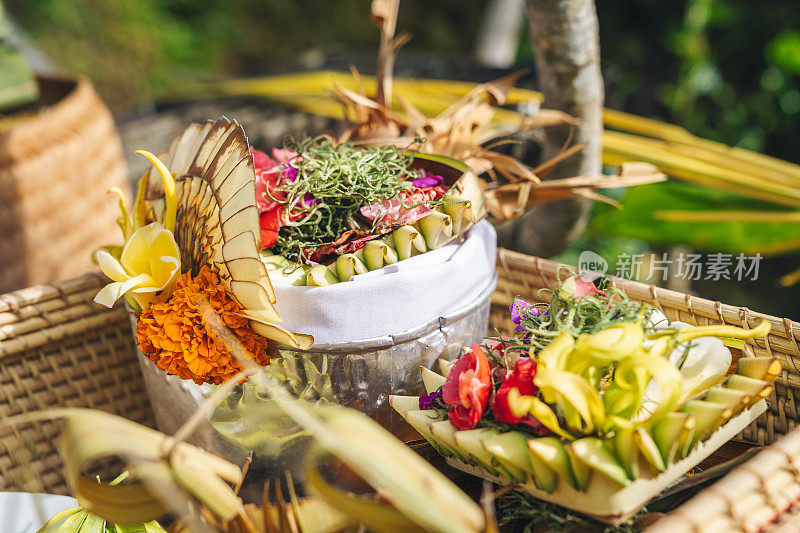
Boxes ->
[7,0,799,163]
[4,0,481,109]
[598,0,800,164]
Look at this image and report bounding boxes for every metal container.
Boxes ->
[134,275,496,473]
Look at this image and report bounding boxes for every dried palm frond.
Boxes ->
[141,117,312,349]
[336,73,664,223]
[485,161,667,221]
[7,408,245,532]
[170,472,355,533]
[19,368,489,533]
[318,1,665,224]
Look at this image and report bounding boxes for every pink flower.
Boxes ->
[359,188,445,227]
[411,174,444,188]
[559,275,607,299]
[252,148,302,249]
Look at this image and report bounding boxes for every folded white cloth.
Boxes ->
[0,492,77,533]
[272,220,497,344]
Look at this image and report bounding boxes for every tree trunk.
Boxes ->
[474,0,526,68]
[499,0,604,257]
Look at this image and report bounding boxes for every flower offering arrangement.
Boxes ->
[253,137,486,286]
[93,116,489,387]
[391,275,782,524]
[90,116,497,476]
[93,117,313,386]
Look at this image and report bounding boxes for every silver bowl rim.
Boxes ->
[280,274,498,354]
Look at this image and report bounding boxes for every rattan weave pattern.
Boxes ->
[0,76,130,293]
[489,249,800,448]
[0,273,154,494]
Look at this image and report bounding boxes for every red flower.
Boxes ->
[442,344,491,430]
[259,210,281,250]
[492,357,541,428]
[253,149,299,249]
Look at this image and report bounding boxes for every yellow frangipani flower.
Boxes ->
[94,222,181,312]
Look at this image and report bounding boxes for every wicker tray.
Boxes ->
[1,249,799,529]
[646,424,800,532]
[0,273,154,494]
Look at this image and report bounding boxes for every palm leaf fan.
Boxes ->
[141,117,313,350]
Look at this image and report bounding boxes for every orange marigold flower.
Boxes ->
[136,265,272,385]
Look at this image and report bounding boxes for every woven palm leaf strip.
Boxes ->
[0,273,155,494]
[646,426,800,532]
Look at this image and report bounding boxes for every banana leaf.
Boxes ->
[591,181,800,255]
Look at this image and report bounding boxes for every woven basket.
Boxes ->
[0,273,154,494]
[0,75,130,294]
[1,249,799,529]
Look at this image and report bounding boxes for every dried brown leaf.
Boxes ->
[371,0,399,31]
[373,0,400,106]
[396,93,427,129]
[532,142,587,178]
[348,65,365,95]
[334,84,382,110]
[475,150,540,182]
[533,171,666,190]
[465,156,501,177]
[521,109,579,129]
[478,69,529,106]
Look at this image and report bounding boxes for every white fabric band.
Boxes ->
[272,220,497,344]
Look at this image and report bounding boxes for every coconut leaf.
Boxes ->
[261,384,485,533]
[5,408,242,531]
[592,181,800,255]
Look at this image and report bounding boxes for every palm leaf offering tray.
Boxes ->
[390,276,781,525]
[251,139,486,286]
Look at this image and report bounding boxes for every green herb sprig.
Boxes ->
[271,136,418,262]
[491,282,658,355]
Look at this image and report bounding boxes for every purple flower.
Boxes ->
[510,298,540,333]
[282,163,299,182]
[419,389,443,410]
[412,174,444,189]
[302,192,318,207]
